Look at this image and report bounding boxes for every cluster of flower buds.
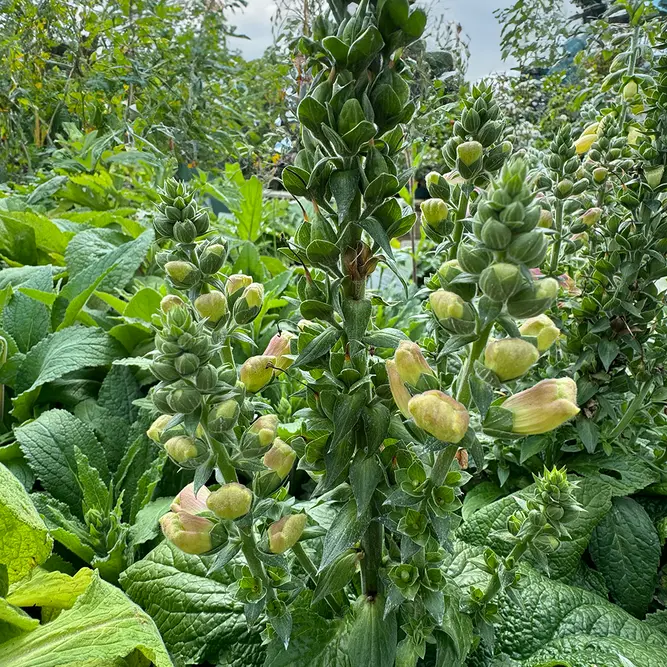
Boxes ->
[153,178,210,243]
[387,341,470,444]
[441,82,512,181]
[239,331,295,394]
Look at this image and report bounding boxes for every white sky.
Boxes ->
[229,0,519,80]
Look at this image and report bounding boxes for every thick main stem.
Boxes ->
[548,198,564,276]
[456,323,493,406]
[360,520,383,597]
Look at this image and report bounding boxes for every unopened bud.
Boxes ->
[646,165,664,189]
[479,263,524,302]
[240,355,275,393]
[421,199,449,227]
[593,166,608,184]
[580,207,602,227]
[164,436,199,464]
[394,340,434,386]
[425,171,450,200]
[483,338,539,381]
[167,386,202,413]
[160,295,185,314]
[199,243,226,275]
[408,390,469,444]
[165,261,201,288]
[429,289,464,320]
[537,209,553,229]
[249,414,279,448]
[207,483,253,520]
[263,437,296,478]
[147,414,173,444]
[234,283,264,324]
[171,483,210,513]
[208,399,240,436]
[503,378,579,435]
[519,314,560,352]
[226,273,253,297]
[268,514,307,554]
[194,291,228,324]
[456,140,483,167]
[160,511,214,555]
[622,80,638,101]
[387,359,412,419]
[574,133,596,155]
[263,332,295,372]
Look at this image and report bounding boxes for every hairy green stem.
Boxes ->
[208,434,238,483]
[448,187,470,260]
[548,198,564,275]
[619,24,641,130]
[239,526,275,601]
[608,380,652,442]
[456,323,493,406]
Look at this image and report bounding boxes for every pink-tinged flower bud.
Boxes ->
[164,435,199,464]
[483,338,539,381]
[171,482,210,514]
[394,340,435,386]
[519,314,560,352]
[580,207,602,227]
[240,355,276,393]
[408,390,469,444]
[147,414,173,444]
[263,437,296,478]
[249,414,279,448]
[194,291,228,323]
[558,273,581,296]
[537,209,553,229]
[456,140,483,167]
[207,483,253,520]
[268,514,307,554]
[263,332,296,372]
[160,295,185,314]
[226,273,253,296]
[429,289,465,320]
[502,378,579,435]
[386,359,412,419]
[160,511,214,555]
[574,133,596,155]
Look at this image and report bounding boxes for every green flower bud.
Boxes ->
[622,80,638,101]
[167,385,202,414]
[645,165,664,189]
[194,291,228,324]
[480,219,512,250]
[165,261,201,289]
[151,358,180,382]
[199,243,226,275]
[207,483,253,520]
[479,263,525,302]
[457,243,493,274]
[244,414,279,451]
[173,219,197,244]
[387,359,412,419]
[592,166,608,184]
[160,511,214,555]
[151,386,172,413]
[195,364,218,392]
[437,260,476,300]
[503,378,579,435]
[537,209,553,229]
[519,314,560,352]
[164,435,199,464]
[147,414,174,444]
[506,277,558,318]
[263,437,296,478]
[456,140,483,167]
[208,399,240,436]
[506,232,548,267]
[268,514,307,554]
[483,338,539,381]
[580,207,602,227]
[233,283,264,324]
[226,273,253,300]
[408,390,470,444]
[174,352,200,377]
[160,295,186,314]
[240,355,275,393]
[421,199,449,227]
[394,340,435,386]
[425,171,450,200]
[429,289,464,320]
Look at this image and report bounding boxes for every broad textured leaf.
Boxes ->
[0,598,39,632]
[457,477,612,579]
[0,572,173,667]
[12,327,125,420]
[0,463,52,584]
[348,596,396,667]
[15,409,109,514]
[7,567,93,609]
[128,497,172,548]
[461,482,503,521]
[234,175,263,242]
[120,542,265,666]
[589,496,660,617]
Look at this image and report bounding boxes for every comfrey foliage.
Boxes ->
[147,3,583,665]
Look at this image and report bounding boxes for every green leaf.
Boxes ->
[489,568,667,667]
[329,170,359,223]
[350,454,383,517]
[7,567,93,609]
[362,328,408,349]
[0,572,173,667]
[331,391,366,450]
[56,265,113,331]
[0,463,52,585]
[232,175,263,242]
[319,498,372,572]
[128,497,172,548]
[123,287,162,321]
[568,451,661,496]
[598,339,620,371]
[129,450,166,523]
[15,409,109,514]
[589,497,661,617]
[120,542,265,666]
[74,448,110,513]
[0,598,39,632]
[461,482,503,521]
[348,595,396,667]
[576,415,599,453]
[458,477,612,579]
[12,327,125,420]
[312,551,359,606]
[293,327,341,368]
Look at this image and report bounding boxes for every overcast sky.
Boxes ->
[229,0,518,80]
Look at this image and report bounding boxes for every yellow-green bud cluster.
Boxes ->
[154,178,209,243]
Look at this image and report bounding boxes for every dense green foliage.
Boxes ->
[0,0,666,666]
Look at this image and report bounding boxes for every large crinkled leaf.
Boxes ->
[0,571,173,667]
[15,409,109,514]
[457,477,612,579]
[589,496,661,617]
[0,598,39,632]
[0,463,52,584]
[120,542,265,666]
[568,450,661,496]
[11,326,125,420]
[7,567,93,609]
[484,569,667,667]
